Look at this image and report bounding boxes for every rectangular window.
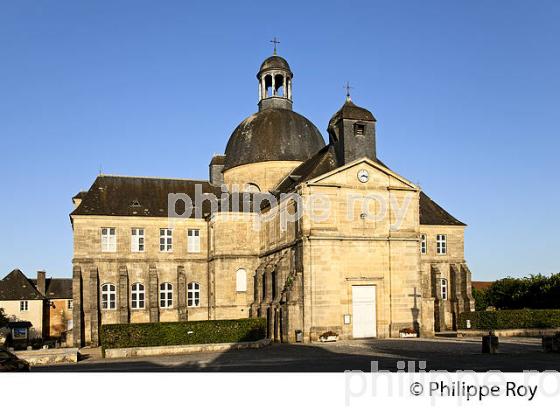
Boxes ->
[101,228,117,252]
[436,234,447,255]
[354,123,365,136]
[160,228,173,252]
[420,234,427,254]
[131,283,145,310]
[20,300,28,311]
[131,228,145,252]
[440,279,449,300]
[159,283,173,308]
[67,300,73,310]
[187,229,201,253]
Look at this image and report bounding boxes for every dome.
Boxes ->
[258,55,292,77]
[223,108,325,171]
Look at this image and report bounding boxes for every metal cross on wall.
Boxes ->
[270,37,280,55]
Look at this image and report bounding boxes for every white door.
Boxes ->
[352,285,377,338]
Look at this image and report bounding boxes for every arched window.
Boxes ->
[131,283,145,310]
[101,283,116,310]
[440,278,448,301]
[236,269,247,292]
[274,74,284,96]
[244,183,261,193]
[187,282,200,307]
[264,75,273,97]
[159,282,173,308]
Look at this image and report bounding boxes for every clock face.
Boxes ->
[357,169,369,183]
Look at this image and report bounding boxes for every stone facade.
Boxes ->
[70,51,474,347]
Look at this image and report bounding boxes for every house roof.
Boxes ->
[31,278,72,299]
[71,175,266,218]
[472,281,494,291]
[0,269,44,301]
[72,175,221,218]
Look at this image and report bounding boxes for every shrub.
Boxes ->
[458,310,560,330]
[100,318,267,349]
[482,273,560,310]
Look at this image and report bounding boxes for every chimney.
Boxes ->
[37,270,46,295]
[209,155,225,186]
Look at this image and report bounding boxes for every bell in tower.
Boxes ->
[257,38,293,111]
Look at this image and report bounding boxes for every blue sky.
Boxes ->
[0,1,559,280]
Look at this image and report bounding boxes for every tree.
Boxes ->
[0,308,8,327]
[483,273,560,310]
[472,288,489,311]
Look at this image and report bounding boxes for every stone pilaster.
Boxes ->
[461,263,476,312]
[177,265,187,321]
[72,265,83,347]
[118,265,129,324]
[89,268,100,346]
[148,264,159,322]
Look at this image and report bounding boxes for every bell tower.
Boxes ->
[328,87,377,165]
[257,38,293,111]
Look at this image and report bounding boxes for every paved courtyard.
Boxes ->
[33,337,559,372]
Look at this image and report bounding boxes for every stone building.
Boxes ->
[70,51,474,346]
[0,269,73,340]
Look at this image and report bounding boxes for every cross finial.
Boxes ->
[344,81,353,102]
[270,37,280,55]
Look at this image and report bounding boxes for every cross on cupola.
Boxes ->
[270,37,280,55]
[344,81,353,102]
[257,39,293,111]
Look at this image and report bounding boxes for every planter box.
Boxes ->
[399,332,418,338]
[104,338,271,359]
[319,336,338,343]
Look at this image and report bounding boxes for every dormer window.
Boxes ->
[354,123,365,136]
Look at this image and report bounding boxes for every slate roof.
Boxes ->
[274,147,465,226]
[209,155,226,166]
[0,269,44,301]
[419,192,465,226]
[31,278,72,299]
[72,175,221,217]
[329,99,376,126]
[258,55,292,77]
[71,175,267,218]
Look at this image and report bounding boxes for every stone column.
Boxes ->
[272,73,276,96]
[148,264,159,322]
[89,268,100,346]
[462,264,475,312]
[118,265,129,324]
[255,268,263,303]
[265,265,274,303]
[72,265,83,347]
[177,265,187,321]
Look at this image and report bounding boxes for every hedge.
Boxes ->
[100,318,267,349]
[458,310,560,330]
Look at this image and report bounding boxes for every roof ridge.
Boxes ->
[97,174,210,183]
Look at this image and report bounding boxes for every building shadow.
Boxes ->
[30,337,559,373]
